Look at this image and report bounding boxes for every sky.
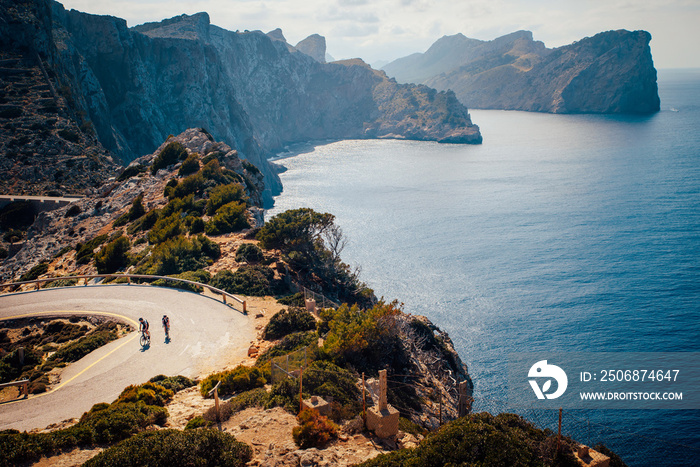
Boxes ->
[59,0,699,69]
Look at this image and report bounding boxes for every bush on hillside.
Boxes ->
[203,388,269,423]
[113,193,146,227]
[151,141,187,174]
[146,213,183,245]
[262,307,316,340]
[255,331,318,367]
[151,269,211,292]
[357,412,581,467]
[206,183,247,215]
[94,236,131,273]
[178,153,200,176]
[83,429,252,467]
[138,235,220,276]
[75,234,108,265]
[127,209,159,235]
[19,262,49,281]
[116,164,146,182]
[235,243,263,263]
[205,201,249,235]
[292,408,338,449]
[167,172,205,199]
[148,375,195,393]
[210,265,277,296]
[199,365,267,397]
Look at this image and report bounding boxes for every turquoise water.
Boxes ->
[267,69,700,466]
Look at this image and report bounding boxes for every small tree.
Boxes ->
[95,236,131,273]
[292,408,338,449]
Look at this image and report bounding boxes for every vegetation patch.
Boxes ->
[358,412,581,467]
[292,408,338,449]
[75,234,108,265]
[211,265,279,296]
[0,378,191,466]
[235,243,263,263]
[262,307,316,340]
[137,235,220,276]
[205,201,249,235]
[18,262,49,282]
[94,236,131,273]
[84,428,251,467]
[199,365,267,398]
[151,141,187,174]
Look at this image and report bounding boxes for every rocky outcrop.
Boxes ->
[0,1,481,205]
[295,34,326,63]
[0,2,119,196]
[383,29,660,114]
[0,128,263,280]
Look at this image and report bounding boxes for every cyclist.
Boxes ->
[162,314,170,339]
[138,317,150,341]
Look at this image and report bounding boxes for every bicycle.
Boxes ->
[139,329,150,346]
[163,322,170,340]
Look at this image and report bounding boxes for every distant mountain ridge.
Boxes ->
[1,1,481,204]
[383,30,660,114]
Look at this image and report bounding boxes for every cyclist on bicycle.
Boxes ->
[162,315,170,338]
[139,317,150,340]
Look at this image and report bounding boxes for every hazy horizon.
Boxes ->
[58,0,698,70]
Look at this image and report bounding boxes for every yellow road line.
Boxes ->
[0,310,139,405]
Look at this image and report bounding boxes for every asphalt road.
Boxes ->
[0,284,254,432]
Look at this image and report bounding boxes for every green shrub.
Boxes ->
[0,201,35,230]
[185,416,213,430]
[235,243,263,263]
[139,235,219,276]
[43,278,78,289]
[205,201,249,235]
[199,365,267,397]
[320,301,404,374]
[264,378,299,412]
[160,194,200,219]
[113,194,146,227]
[186,215,205,234]
[262,308,316,340]
[127,209,159,235]
[203,388,269,423]
[292,408,338,449]
[19,262,49,281]
[48,324,119,364]
[206,183,247,215]
[151,141,187,174]
[278,292,305,307]
[148,375,196,393]
[94,236,131,273]
[65,204,81,217]
[83,429,252,467]
[116,382,174,407]
[201,159,241,185]
[147,213,183,245]
[358,412,581,467]
[210,265,276,296]
[255,331,318,367]
[169,172,205,199]
[301,360,361,420]
[178,153,200,176]
[116,164,146,182]
[75,234,108,265]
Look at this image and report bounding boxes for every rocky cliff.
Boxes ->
[0,0,119,196]
[1,1,481,205]
[383,30,660,114]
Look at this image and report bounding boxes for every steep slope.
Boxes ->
[0,0,119,196]
[1,1,480,206]
[383,30,660,114]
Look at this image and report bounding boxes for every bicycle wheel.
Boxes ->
[140,333,147,346]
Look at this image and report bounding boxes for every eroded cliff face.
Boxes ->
[384,29,660,114]
[43,3,480,205]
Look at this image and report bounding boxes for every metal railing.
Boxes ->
[0,274,247,314]
[0,379,29,399]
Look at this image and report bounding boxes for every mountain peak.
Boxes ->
[295,34,326,63]
[132,12,211,41]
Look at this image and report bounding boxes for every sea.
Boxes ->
[266,69,700,467]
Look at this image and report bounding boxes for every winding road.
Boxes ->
[0,284,254,432]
